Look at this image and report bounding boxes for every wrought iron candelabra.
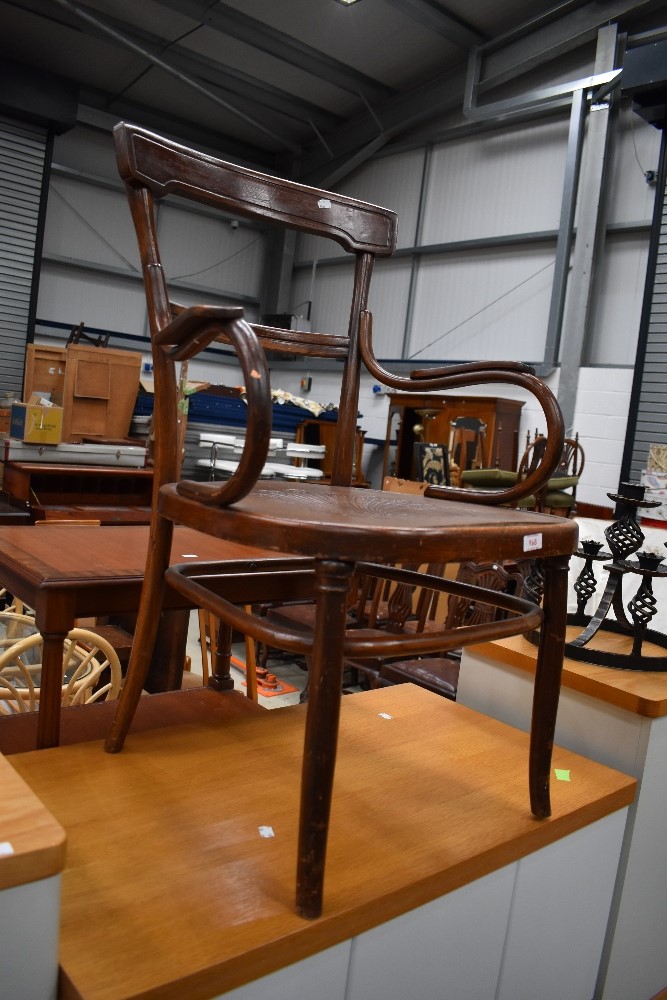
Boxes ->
[566,482,667,670]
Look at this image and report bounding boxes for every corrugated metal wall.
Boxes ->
[626,130,667,482]
[0,115,48,396]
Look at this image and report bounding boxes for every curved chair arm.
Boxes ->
[158,303,246,360]
[359,310,564,506]
[157,307,273,507]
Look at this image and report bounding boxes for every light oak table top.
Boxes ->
[9,685,635,1000]
[0,753,66,892]
[475,631,667,717]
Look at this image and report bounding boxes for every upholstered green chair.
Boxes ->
[460,466,535,509]
[461,433,584,515]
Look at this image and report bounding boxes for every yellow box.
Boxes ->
[10,402,63,444]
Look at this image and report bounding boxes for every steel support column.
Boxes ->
[556,24,619,434]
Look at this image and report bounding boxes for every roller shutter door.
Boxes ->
[0,115,48,397]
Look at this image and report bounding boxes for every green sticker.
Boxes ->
[554,769,571,782]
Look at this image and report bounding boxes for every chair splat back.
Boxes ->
[115,123,397,492]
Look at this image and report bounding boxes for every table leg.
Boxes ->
[36,630,69,749]
[145,609,191,692]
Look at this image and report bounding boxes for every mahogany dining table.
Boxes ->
[0,524,311,749]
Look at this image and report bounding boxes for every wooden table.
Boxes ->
[459,633,667,1000]
[0,524,310,749]
[9,685,635,1000]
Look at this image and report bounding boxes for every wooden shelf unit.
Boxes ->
[1,461,153,524]
[383,393,523,480]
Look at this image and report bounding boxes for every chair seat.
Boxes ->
[543,490,577,508]
[545,476,579,491]
[162,482,577,564]
[461,468,519,487]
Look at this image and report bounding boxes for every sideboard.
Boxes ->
[382,393,524,480]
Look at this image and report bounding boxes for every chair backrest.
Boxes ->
[116,122,566,509]
[114,122,397,491]
[444,561,526,629]
[449,416,487,471]
[558,434,585,478]
[519,432,585,481]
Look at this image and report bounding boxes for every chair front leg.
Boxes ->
[529,553,570,818]
[105,515,174,753]
[296,558,355,919]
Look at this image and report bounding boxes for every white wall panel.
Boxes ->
[366,258,411,358]
[295,147,424,263]
[43,177,139,270]
[588,233,649,365]
[295,230,344,265]
[36,262,147,337]
[605,104,661,225]
[298,261,356,338]
[290,257,410,359]
[336,148,426,249]
[52,125,119,181]
[409,246,555,362]
[158,203,266,297]
[422,119,569,245]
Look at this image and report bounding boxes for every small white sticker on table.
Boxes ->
[181,553,199,559]
[258,826,275,839]
[523,533,542,553]
[0,842,15,856]
[378,712,393,720]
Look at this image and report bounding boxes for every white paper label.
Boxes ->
[523,533,542,553]
[0,842,15,856]
[258,826,275,838]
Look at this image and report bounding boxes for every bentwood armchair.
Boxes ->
[105,123,578,919]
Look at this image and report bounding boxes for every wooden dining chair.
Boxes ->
[105,122,578,919]
[517,432,585,515]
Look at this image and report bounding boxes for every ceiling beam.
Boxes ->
[76,91,280,169]
[51,0,304,152]
[158,0,396,104]
[478,0,662,92]
[383,0,485,48]
[297,0,661,185]
[301,66,468,186]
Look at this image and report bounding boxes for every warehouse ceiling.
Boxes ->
[1,0,665,182]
